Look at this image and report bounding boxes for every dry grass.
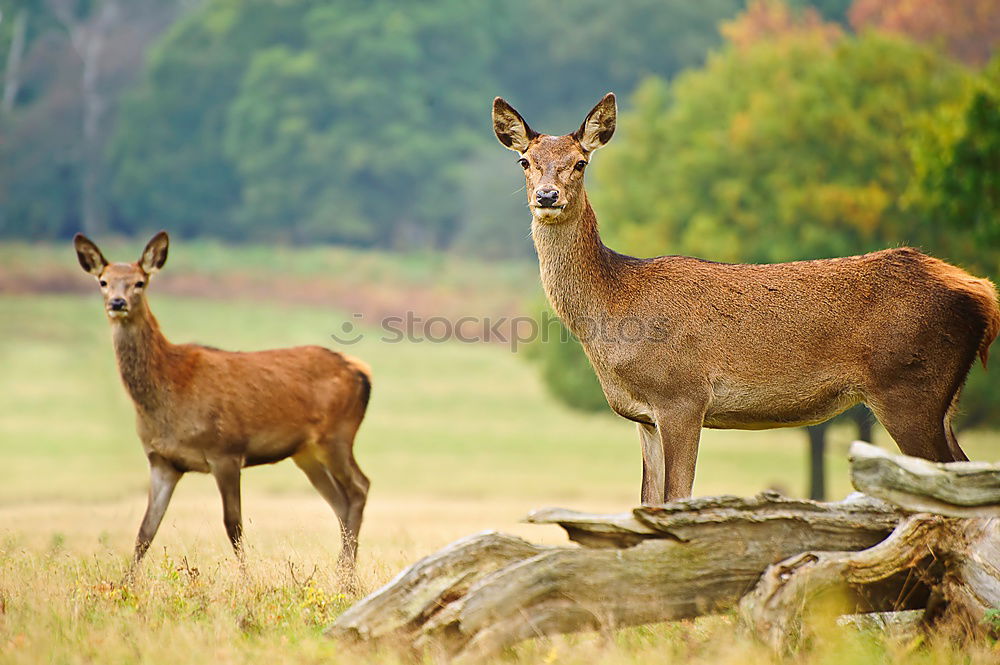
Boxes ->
[3,518,998,665]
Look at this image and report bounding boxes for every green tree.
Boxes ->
[0,0,177,239]
[909,54,1000,273]
[108,0,316,239]
[596,33,970,263]
[524,306,609,413]
[491,0,744,130]
[106,0,749,250]
[223,1,493,246]
[790,0,854,24]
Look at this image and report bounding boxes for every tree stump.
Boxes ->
[329,442,1000,660]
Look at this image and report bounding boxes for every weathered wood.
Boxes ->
[933,517,1000,628]
[333,494,900,659]
[741,446,1000,651]
[331,531,552,642]
[850,441,1000,517]
[740,514,945,651]
[525,507,656,548]
[330,447,1000,660]
[741,515,1000,651]
[836,609,923,633]
[634,492,901,543]
[422,520,896,662]
[528,492,900,549]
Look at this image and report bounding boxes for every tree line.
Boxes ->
[1,0,754,252]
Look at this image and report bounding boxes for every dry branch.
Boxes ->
[527,491,900,549]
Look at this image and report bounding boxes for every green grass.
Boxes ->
[2,287,1000,663]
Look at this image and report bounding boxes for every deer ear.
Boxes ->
[139,231,169,274]
[74,233,108,276]
[574,92,616,153]
[493,97,537,153]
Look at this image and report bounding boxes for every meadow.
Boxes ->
[1,242,998,664]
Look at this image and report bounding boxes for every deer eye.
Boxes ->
[518,158,529,169]
[99,280,107,287]
[574,160,587,171]
[135,281,145,288]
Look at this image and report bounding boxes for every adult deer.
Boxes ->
[74,232,371,571]
[493,93,1000,504]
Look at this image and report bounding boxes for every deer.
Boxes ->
[74,231,371,572]
[493,92,1000,504]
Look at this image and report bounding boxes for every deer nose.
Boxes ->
[536,187,560,208]
[109,297,127,311]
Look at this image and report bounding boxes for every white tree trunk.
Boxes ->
[2,7,28,114]
[48,0,120,235]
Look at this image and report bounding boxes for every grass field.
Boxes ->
[2,245,999,663]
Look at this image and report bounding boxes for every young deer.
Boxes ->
[493,93,1000,504]
[74,232,371,571]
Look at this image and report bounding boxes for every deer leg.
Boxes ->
[299,435,369,572]
[325,449,370,572]
[654,400,707,501]
[849,404,874,443]
[637,422,664,505]
[133,454,182,564]
[293,452,353,565]
[867,393,955,462]
[944,408,969,462]
[209,458,244,558]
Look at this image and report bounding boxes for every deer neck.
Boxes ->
[532,195,621,333]
[110,302,172,412]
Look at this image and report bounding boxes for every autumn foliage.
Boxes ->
[721,0,842,49]
[850,0,1000,66]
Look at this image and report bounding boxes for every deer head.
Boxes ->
[492,93,616,223]
[74,231,169,321]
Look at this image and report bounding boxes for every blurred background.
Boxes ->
[1,0,999,556]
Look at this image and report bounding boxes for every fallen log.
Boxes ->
[331,493,901,659]
[740,513,1000,651]
[333,531,551,643]
[739,514,946,650]
[329,443,1000,660]
[739,442,1000,651]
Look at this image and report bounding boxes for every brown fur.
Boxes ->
[494,93,1000,504]
[74,232,371,572]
